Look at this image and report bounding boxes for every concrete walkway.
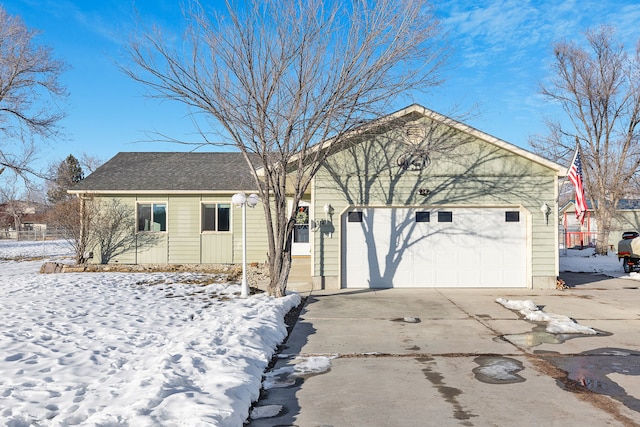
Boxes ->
[249,274,640,426]
[286,256,314,292]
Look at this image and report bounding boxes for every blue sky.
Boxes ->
[4,0,640,172]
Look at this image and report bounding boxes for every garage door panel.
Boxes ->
[343,207,527,288]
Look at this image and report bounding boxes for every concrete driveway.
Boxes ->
[249,274,640,427]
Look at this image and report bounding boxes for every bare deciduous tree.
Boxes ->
[531,26,640,255]
[0,200,28,233]
[47,196,93,264]
[91,198,137,264]
[0,5,68,183]
[49,196,143,265]
[125,0,446,296]
[78,153,103,174]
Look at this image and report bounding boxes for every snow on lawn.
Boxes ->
[0,241,300,426]
[559,247,623,275]
[0,239,74,260]
[559,247,640,281]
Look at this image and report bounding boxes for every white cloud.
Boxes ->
[439,0,637,70]
[434,0,640,147]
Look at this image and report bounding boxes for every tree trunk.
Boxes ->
[594,206,613,255]
[595,228,609,255]
[267,213,295,297]
[269,251,292,297]
[13,214,20,240]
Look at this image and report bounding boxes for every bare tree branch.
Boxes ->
[124,0,447,296]
[0,5,68,185]
[531,25,640,255]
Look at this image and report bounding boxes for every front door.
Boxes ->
[292,203,310,256]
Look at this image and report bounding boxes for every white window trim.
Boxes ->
[136,202,168,233]
[200,202,232,234]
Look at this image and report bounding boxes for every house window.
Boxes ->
[416,211,430,222]
[202,203,231,232]
[138,203,166,232]
[505,211,520,222]
[348,211,363,222]
[438,211,453,222]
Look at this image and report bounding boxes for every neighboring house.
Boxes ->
[561,199,640,249]
[0,201,48,238]
[70,104,564,289]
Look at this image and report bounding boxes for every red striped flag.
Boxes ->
[567,145,587,224]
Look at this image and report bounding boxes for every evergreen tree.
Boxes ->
[47,154,84,204]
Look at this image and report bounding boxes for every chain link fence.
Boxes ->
[0,227,68,241]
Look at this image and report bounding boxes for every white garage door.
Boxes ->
[342,207,527,288]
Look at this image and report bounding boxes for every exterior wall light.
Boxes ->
[323,203,335,238]
[323,203,334,218]
[541,203,551,225]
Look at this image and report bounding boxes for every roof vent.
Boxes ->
[404,122,424,145]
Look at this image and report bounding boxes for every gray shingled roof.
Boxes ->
[70,152,261,192]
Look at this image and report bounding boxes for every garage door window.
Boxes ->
[438,211,452,222]
[416,211,430,222]
[348,211,363,222]
[505,211,520,222]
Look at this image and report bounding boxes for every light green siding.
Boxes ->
[202,233,233,263]
[231,203,270,263]
[168,196,200,263]
[312,116,559,288]
[136,234,169,263]
[86,193,269,265]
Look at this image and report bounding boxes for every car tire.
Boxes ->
[624,257,631,273]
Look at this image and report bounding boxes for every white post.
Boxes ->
[232,192,258,298]
[240,201,249,298]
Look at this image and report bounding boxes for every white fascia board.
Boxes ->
[67,190,257,195]
[274,104,566,177]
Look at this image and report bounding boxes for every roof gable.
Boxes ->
[70,152,260,194]
[315,104,564,175]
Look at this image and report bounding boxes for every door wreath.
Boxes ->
[295,207,308,224]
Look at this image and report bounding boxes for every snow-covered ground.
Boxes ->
[0,240,636,426]
[0,240,300,426]
[560,247,622,275]
[0,239,74,261]
[560,247,640,281]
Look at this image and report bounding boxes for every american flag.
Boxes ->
[567,145,587,224]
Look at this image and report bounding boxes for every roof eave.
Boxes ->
[67,189,257,195]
